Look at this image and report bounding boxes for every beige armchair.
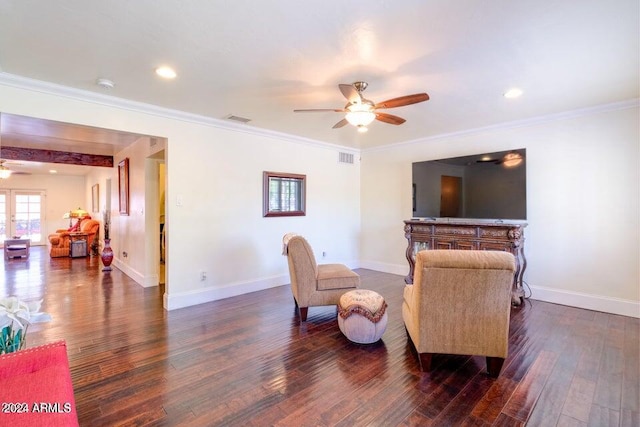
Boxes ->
[284,234,360,321]
[403,250,516,377]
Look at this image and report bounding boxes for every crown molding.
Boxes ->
[0,72,360,155]
[363,98,640,153]
[2,72,635,157]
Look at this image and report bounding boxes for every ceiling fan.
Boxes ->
[294,81,429,133]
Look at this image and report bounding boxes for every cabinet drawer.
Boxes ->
[434,239,455,250]
[455,240,477,250]
[479,241,512,252]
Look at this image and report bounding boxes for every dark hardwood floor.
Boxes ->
[2,247,638,426]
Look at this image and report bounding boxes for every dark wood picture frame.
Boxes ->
[118,158,130,215]
[92,184,99,213]
[263,171,306,217]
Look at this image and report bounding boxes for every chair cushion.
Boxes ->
[317,264,359,290]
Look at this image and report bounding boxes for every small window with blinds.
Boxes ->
[263,171,306,217]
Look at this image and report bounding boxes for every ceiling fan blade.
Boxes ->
[294,108,345,113]
[339,84,362,104]
[332,118,349,129]
[375,112,406,125]
[374,93,429,109]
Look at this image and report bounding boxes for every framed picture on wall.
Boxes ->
[92,184,99,212]
[118,158,129,215]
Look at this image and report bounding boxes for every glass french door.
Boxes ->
[0,190,45,245]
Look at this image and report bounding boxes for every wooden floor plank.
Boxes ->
[622,316,640,414]
[501,350,558,422]
[561,376,597,423]
[1,247,637,427]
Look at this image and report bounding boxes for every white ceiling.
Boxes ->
[0,0,638,168]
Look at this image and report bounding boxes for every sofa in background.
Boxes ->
[48,219,99,258]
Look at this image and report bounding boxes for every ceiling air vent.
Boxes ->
[224,114,252,124]
[338,152,354,164]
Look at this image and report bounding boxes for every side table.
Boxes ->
[4,238,30,260]
[69,232,88,258]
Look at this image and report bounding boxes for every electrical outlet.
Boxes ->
[122,251,128,258]
[200,271,207,281]
[322,251,327,258]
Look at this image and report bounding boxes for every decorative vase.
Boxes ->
[101,239,113,272]
[0,325,25,354]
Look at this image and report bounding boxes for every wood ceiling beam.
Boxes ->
[0,146,113,167]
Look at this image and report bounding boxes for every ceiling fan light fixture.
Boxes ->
[357,125,368,133]
[345,103,376,127]
[293,81,429,131]
[0,164,12,179]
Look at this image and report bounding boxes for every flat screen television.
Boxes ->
[412,149,526,221]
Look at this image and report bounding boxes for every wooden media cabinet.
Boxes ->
[404,219,527,305]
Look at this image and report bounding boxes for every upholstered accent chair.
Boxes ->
[49,219,100,258]
[284,234,360,321]
[403,250,516,377]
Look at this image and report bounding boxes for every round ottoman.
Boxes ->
[337,289,388,344]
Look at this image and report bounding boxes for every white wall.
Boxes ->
[0,172,86,244]
[361,103,640,317]
[85,166,113,241]
[2,77,637,317]
[163,123,360,308]
[0,79,361,310]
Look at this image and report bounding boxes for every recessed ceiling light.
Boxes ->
[155,66,177,79]
[49,169,57,174]
[96,78,115,89]
[503,88,523,99]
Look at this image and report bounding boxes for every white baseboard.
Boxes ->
[164,274,289,310]
[359,260,408,277]
[160,262,639,319]
[529,285,639,318]
[143,274,159,288]
[361,260,639,318]
[111,259,157,288]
